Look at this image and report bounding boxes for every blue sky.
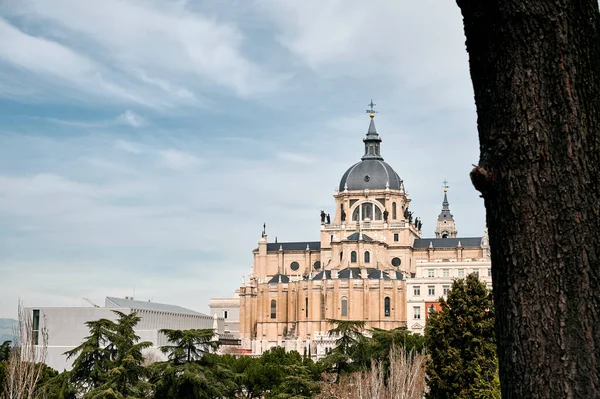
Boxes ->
[0,0,485,318]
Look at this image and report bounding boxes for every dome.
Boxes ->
[338,111,403,191]
[339,159,403,191]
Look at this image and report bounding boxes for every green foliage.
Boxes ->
[425,274,500,399]
[65,318,117,390]
[0,341,10,362]
[41,371,78,399]
[321,319,367,376]
[159,329,218,364]
[65,311,152,398]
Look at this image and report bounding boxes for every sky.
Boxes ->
[0,0,486,318]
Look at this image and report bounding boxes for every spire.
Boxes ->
[435,180,458,238]
[362,100,384,161]
[438,180,453,220]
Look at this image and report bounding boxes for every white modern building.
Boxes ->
[406,256,492,334]
[29,297,224,371]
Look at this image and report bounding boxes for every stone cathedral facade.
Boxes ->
[237,109,490,358]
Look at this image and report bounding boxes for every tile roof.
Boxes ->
[346,232,373,241]
[265,241,321,252]
[412,237,482,249]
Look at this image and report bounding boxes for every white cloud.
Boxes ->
[0,0,282,106]
[114,139,145,154]
[117,110,145,128]
[259,0,472,109]
[159,149,203,171]
[276,151,315,165]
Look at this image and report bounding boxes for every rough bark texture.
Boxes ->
[456,1,600,398]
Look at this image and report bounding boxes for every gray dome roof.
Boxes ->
[339,160,403,191]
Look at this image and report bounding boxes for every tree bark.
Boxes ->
[456,1,600,397]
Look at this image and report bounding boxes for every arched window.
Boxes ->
[364,251,370,263]
[341,296,348,317]
[352,207,360,221]
[392,202,397,219]
[361,203,372,220]
[353,202,385,221]
[384,297,391,317]
[340,251,343,261]
[351,251,357,263]
[270,299,276,319]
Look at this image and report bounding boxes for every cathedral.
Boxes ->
[237,105,490,358]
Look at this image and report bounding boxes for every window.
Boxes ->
[458,269,465,278]
[270,300,276,319]
[290,261,299,271]
[428,286,435,296]
[361,202,373,220]
[364,251,370,263]
[305,297,309,318]
[443,285,450,295]
[330,235,333,242]
[473,269,480,277]
[384,297,391,317]
[488,268,492,277]
[352,207,360,221]
[223,310,228,319]
[351,251,357,263]
[413,306,421,320]
[375,206,382,220]
[442,269,449,277]
[392,257,401,267]
[394,233,399,242]
[392,202,397,219]
[341,296,348,317]
[428,269,435,278]
[32,309,40,345]
[313,261,321,270]
[353,202,384,221]
[413,286,420,296]
[340,251,343,261]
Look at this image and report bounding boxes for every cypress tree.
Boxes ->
[425,274,499,398]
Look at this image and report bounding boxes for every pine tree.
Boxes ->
[425,274,499,398]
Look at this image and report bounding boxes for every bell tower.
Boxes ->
[435,180,457,238]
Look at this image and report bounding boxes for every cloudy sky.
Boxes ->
[0,0,485,318]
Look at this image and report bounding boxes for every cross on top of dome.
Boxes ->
[366,99,378,118]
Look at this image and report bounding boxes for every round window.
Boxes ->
[313,261,321,270]
[391,257,401,267]
[290,261,300,271]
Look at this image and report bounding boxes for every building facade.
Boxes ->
[29,296,224,371]
[209,296,240,338]
[237,109,491,358]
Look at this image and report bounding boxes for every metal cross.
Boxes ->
[442,179,449,190]
[366,99,378,115]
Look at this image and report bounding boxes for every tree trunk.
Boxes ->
[456,1,600,397]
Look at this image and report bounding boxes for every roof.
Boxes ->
[266,241,321,252]
[312,270,332,280]
[338,267,362,279]
[105,297,208,317]
[438,192,454,220]
[338,116,404,191]
[366,269,391,280]
[413,237,482,249]
[346,232,373,241]
[268,274,290,284]
[339,160,403,191]
[313,268,395,280]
